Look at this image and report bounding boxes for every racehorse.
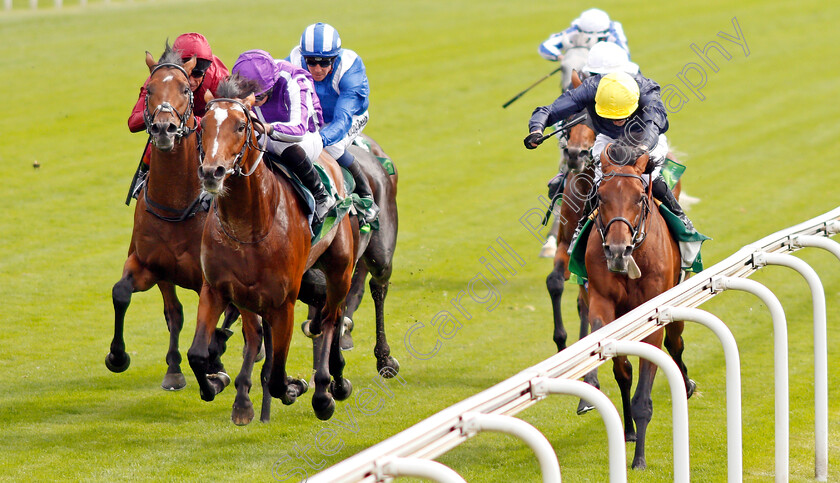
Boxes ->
[582,143,695,470]
[300,134,401,378]
[107,46,236,391]
[187,78,356,425]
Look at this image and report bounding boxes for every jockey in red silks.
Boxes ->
[125,33,229,202]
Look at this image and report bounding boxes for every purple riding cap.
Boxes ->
[232,49,323,137]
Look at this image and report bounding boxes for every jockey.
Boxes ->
[525,71,695,233]
[538,8,629,62]
[126,33,229,201]
[231,49,335,225]
[287,22,379,224]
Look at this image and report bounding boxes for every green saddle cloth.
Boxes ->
[568,204,710,284]
[352,136,396,175]
[310,164,354,244]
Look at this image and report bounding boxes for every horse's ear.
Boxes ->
[204,90,214,104]
[145,51,156,72]
[634,152,651,174]
[183,55,197,76]
[244,93,256,109]
[571,69,582,88]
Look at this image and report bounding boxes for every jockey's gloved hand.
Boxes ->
[524,132,543,150]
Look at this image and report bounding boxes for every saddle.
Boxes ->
[567,205,710,285]
[263,154,354,244]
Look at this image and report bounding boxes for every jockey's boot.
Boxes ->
[652,175,695,233]
[129,162,149,202]
[284,145,334,225]
[341,152,380,224]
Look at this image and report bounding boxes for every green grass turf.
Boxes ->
[1,0,839,481]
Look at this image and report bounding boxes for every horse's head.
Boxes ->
[595,144,651,275]
[198,75,264,195]
[143,44,197,151]
[562,72,596,173]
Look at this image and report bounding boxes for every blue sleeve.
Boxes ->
[528,78,596,132]
[320,58,369,146]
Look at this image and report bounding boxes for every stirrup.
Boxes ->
[313,195,335,225]
[131,171,148,200]
[361,196,380,224]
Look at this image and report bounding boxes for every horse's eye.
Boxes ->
[237,122,246,133]
[183,87,190,96]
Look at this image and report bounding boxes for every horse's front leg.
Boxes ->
[158,281,187,391]
[266,299,308,408]
[578,292,613,416]
[231,310,262,426]
[107,253,158,374]
[546,255,569,352]
[663,321,696,398]
[187,283,227,402]
[628,329,666,470]
[370,272,399,377]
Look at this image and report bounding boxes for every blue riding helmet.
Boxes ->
[300,22,342,58]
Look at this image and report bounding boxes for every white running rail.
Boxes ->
[307,207,840,483]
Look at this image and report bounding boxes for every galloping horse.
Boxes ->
[187,79,356,425]
[545,72,596,354]
[583,144,694,470]
[107,46,236,391]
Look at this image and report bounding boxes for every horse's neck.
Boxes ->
[216,159,281,240]
[147,133,201,207]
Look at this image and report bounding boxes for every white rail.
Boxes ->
[308,207,840,483]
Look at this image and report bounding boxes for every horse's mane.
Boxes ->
[157,40,184,65]
[215,73,262,100]
[603,144,643,167]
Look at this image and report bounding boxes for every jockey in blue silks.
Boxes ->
[538,8,629,62]
[288,22,379,224]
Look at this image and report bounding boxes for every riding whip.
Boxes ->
[502,64,564,108]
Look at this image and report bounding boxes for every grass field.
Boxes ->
[1,0,839,481]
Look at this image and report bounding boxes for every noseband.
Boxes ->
[143,63,196,138]
[594,172,652,253]
[199,98,267,177]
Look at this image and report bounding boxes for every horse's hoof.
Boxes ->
[161,372,186,391]
[255,341,266,362]
[301,320,320,339]
[576,399,595,415]
[313,395,336,421]
[290,377,309,395]
[231,403,255,426]
[343,316,354,333]
[199,387,216,402]
[207,372,231,395]
[687,379,697,399]
[105,352,130,373]
[330,378,353,401]
[377,357,400,377]
[631,457,647,470]
[625,431,637,442]
[339,332,355,351]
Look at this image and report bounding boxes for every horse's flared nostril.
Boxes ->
[213,166,226,179]
[165,123,177,135]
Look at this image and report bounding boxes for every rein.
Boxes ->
[143,181,205,222]
[594,172,652,253]
[199,98,267,177]
[202,97,275,244]
[143,63,196,139]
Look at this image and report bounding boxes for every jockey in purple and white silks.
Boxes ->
[231,49,335,224]
[287,22,379,224]
[538,8,629,62]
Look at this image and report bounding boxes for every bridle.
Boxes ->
[143,63,196,139]
[198,98,267,177]
[593,172,652,253]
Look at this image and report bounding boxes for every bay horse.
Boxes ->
[108,46,236,391]
[300,134,401,378]
[583,143,695,470]
[187,80,356,425]
[545,73,596,355]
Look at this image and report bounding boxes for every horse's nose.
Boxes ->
[199,165,226,181]
[605,243,633,260]
[150,121,177,136]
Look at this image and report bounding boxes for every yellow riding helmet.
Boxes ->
[595,72,640,119]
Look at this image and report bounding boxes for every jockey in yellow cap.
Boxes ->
[525,70,695,234]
